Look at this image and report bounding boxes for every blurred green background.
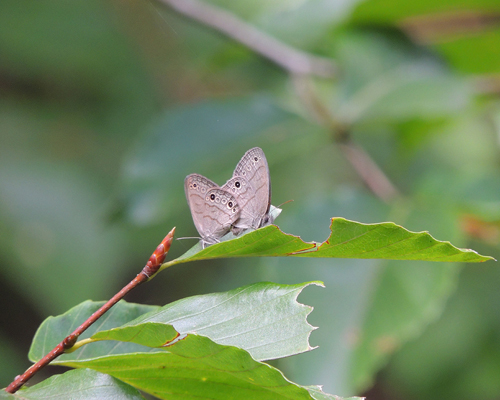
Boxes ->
[1,0,500,398]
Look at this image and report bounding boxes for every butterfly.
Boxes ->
[185,147,280,248]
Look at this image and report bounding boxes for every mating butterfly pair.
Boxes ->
[185,147,280,248]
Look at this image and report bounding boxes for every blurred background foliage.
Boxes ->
[0,0,499,398]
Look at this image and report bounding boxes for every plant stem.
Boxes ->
[5,228,175,394]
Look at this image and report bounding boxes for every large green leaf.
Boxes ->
[60,331,354,400]
[163,217,492,269]
[26,282,358,400]
[29,301,159,363]
[30,282,319,364]
[1,369,144,400]
[117,281,319,361]
[0,366,357,400]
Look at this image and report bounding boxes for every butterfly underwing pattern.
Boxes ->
[222,147,274,233]
[184,173,240,248]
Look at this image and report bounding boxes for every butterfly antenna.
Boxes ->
[176,236,201,241]
[277,199,294,208]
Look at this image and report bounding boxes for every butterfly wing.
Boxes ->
[222,176,259,230]
[185,174,240,246]
[226,147,271,229]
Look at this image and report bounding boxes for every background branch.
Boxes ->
[292,76,400,202]
[156,0,399,202]
[156,0,336,78]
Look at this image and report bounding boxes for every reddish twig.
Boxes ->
[5,228,175,394]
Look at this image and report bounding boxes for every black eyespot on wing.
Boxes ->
[210,194,215,200]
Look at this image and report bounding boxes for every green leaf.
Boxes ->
[349,1,500,75]
[92,323,179,348]
[350,0,500,26]
[344,70,470,123]
[58,334,354,400]
[26,283,363,399]
[3,369,144,400]
[163,217,493,268]
[435,29,500,74]
[29,301,159,363]
[111,281,320,361]
[30,282,319,364]
[331,31,471,123]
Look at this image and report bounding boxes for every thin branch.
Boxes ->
[155,0,336,78]
[5,228,175,394]
[292,75,400,203]
[338,142,400,202]
[155,0,398,202]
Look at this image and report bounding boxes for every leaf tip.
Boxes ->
[302,280,325,289]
